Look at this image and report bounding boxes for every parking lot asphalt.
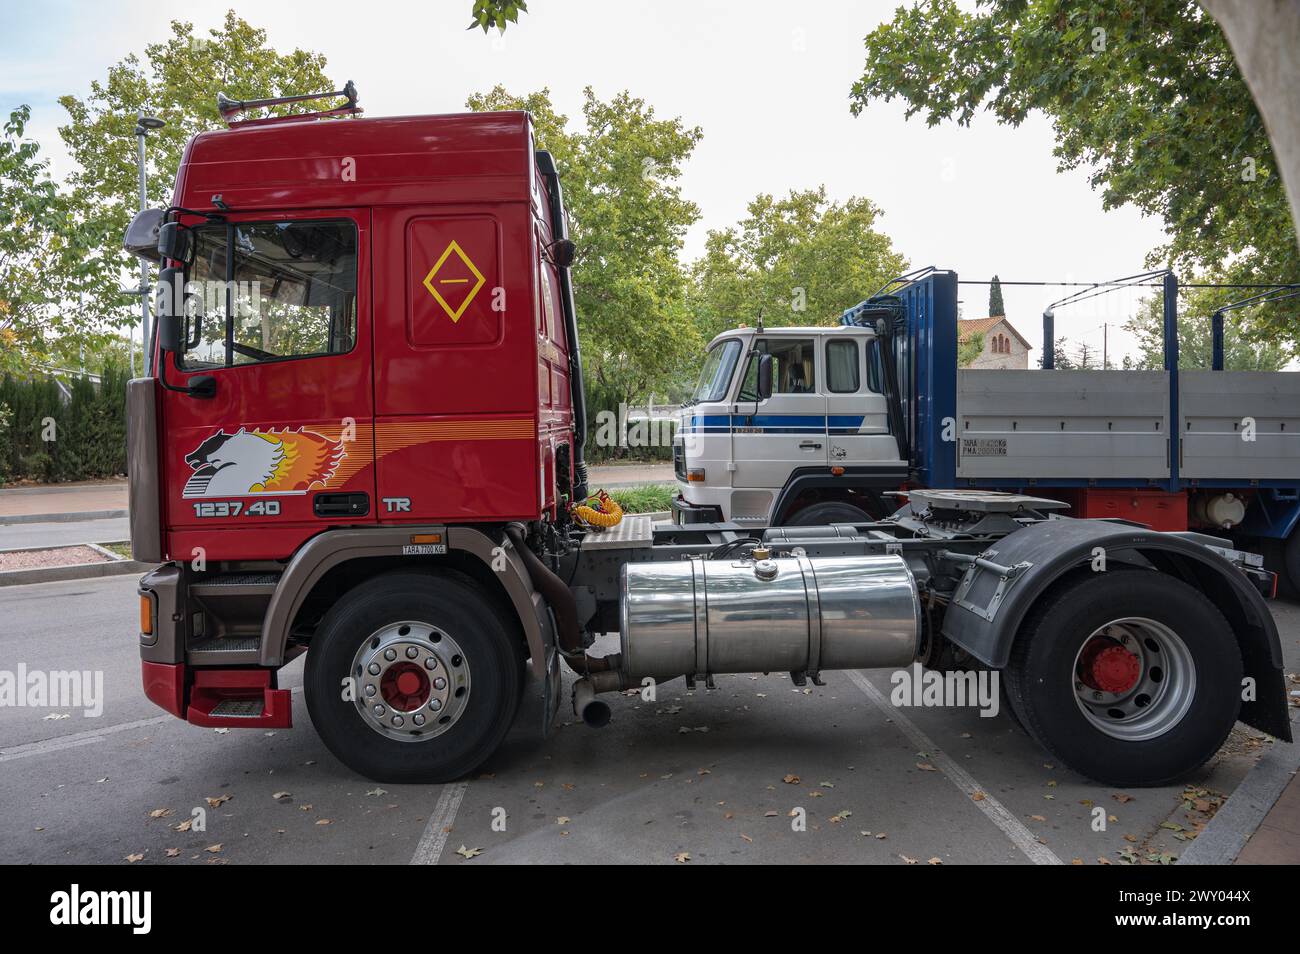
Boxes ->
[1,575,1295,865]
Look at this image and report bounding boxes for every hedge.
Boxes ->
[0,362,129,484]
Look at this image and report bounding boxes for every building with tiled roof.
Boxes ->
[958,315,1031,369]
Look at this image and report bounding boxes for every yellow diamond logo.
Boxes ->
[422,240,486,323]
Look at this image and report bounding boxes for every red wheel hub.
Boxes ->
[1078,639,1141,695]
[380,661,431,712]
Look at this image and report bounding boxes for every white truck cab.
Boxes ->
[672,325,908,526]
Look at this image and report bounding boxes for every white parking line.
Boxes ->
[410,781,469,864]
[0,714,171,762]
[846,669,1064,866]
[0,687,304,762]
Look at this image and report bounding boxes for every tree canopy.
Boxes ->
[691,188,907,341]
[988,275,1005,317]
[57,12,337,332]
[851,0,1298,344]
[1123,281,1290,371]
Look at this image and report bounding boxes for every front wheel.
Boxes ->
[1004,570,1242,787]
[304,570,522,783]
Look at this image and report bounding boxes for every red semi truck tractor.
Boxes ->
[122,87,1291,786]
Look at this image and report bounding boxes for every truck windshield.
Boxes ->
[692,339,741,402]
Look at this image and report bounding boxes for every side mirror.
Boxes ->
[756,353,774,401]
[123,208,165,262]
[155,265,183,352]
[548,238,577,269]
[158,221,193,264]
[157,314,182,354]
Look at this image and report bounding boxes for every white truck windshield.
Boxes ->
[692,339,742,402]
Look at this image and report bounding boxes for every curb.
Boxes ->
[0,558,151,587]
[1178,714,1300,865]
[0,509,128,526]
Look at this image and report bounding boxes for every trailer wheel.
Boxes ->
[304,570,522,783]
[1003,570,1242,787]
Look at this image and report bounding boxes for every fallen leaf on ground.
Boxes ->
[457,845,483,859]
[900,854,918,864]
[782,774,800,784]
[206,795,232,808]
[174,819,193,833]
[165,848,180,858]
[149,808,173,818]
[204,844,222,853]
[673,851,690,863]
[927,857,943,865]
[272,791,292,800]
[916,763,936,772]
[126,853,143,863]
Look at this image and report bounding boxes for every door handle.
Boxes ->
[799,441,823,450]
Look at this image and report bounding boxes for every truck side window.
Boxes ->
[865,339,883,394]
[738,338,815,400]
[826,339,860,393]
[180,220,357,369]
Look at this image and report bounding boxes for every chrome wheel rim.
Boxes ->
[1071,617,1196,742]
[350,621,471,742]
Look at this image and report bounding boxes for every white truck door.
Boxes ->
[731,336,827,489]
[824,336,903,466]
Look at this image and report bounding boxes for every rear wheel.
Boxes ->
[304,570,522,783]
[1004,571,1242,786]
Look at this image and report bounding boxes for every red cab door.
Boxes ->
[159,209,376,561]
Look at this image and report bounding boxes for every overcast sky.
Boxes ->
[0,0,1176,362]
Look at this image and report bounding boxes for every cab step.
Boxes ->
[186,669,292,729]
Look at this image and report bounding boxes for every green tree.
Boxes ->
[466,86,704,451]
[57,12,337,331]
[1123,283,1290,371]
[988,274,1005,317]
[467,0,528,32]
[690,187,907,341]
[0,106,100,373]
[958,331,985,367]
[851,1,1298,343]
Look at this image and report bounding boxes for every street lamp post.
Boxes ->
[134,114,165,376]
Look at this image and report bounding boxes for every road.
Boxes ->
[1,575,1295,865]
[0,517,130,551]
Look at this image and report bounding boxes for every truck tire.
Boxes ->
[1003,570,1242,787]
[785,500,874,526]
[304,570,522,783]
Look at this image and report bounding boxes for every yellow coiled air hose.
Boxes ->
[573,490,623,529]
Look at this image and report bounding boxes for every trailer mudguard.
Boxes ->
[940,518,1292,741]
[259,525,554,677]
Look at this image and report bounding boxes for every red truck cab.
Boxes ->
[140,109,579,565]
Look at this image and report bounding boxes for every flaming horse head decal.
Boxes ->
[182,427,345,498]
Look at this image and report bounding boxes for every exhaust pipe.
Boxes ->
[573,678,612,728]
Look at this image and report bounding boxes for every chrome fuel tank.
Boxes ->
[619,555,921,680]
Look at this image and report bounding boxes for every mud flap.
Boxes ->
[541,644,562,737]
